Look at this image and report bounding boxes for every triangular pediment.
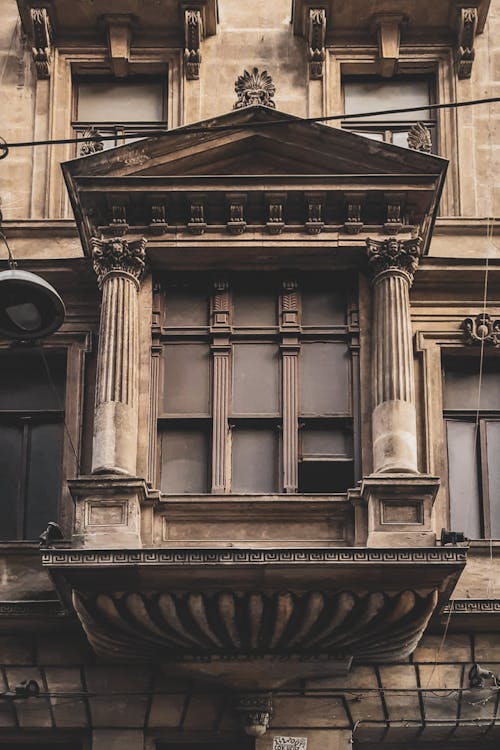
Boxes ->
[63,105,446,179]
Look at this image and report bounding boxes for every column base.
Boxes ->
[69,475,153,548]
[361,473,439,547]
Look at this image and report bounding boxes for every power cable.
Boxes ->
[0,97,499,156]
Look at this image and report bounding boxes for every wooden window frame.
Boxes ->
[152,273,360,496]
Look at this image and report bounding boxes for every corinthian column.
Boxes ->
[367,237,422,474]
[91,237,147,475]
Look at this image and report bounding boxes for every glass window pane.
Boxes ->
[300,343,349,415]
[446,420,482,539]
[233,289,277,327]
[301,427,352,457]
[302,290,346,326]
[0,352,66,411]
[232,344,279,414]
[231,428,278,493]
[351,130,384,142]
[298,460,354,494]
[77,80,164,122]
[344,79,431,122]
[163,344,210,415]
[485,421,500,538]
[392,130,412,149]
[443,358,500,410]
[160,428,208,494]
[0,422,23,539]
[165,288,208,327]
[25,421,63,540]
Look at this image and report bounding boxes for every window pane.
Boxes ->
[76,80,164,122]
[446,420,482,538]
[351,130,384,141]
[0,351,66,411]
[298,460,354,493]
[25,421,63,540]
[0,422,23,539]
[485,421,500,538]
[233,289,277,327]
[301,427,352,457]
[232,344,279,414]
[163,344,210,415]
[443,358,500,410]
[165,288,208,327]
[344,79,431,122]
[300,343,349,415]
[160,428,208,493]
[302,290,345,326]
[231,428,278,493]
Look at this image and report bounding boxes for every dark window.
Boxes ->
[72,76,166,153]
[0,350,66,540]
[342,76,437,151]
[157,274,358,495]
[443,356,500,539]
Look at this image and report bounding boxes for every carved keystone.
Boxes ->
[236,694,273,737]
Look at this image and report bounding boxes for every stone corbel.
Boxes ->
[371,13,405,78]
[384,193,405,234]
[184,8,204,80]
[101,197,129,236]
[456,7,479,79]
[304,191,325,234]
[307,8,327,80]
[266,192,286,234]
[30,7,52,79]
[226,193,247,234]
[344,192,365,234]
[103,15,133,78]
[236,695,273,737]
[187,194,207,234]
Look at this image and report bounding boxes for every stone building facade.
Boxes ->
[0,1,499,748]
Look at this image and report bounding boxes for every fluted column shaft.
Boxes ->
[211,348,230,492]
[282,347,299,492]
[367,237,422,474]
[91,237,146,475]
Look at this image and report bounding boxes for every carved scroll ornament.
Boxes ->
[407,122,432,153]
[307,8,326,79]
[234,68,276,109]
[184,9,203,80]
[91,237,147,288]
[462,313,500,347]
[366,236,423,284]
[456,7,478,80]
[31,7,52,79]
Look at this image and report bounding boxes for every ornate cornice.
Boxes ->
[366,236,423,284]
[41,547,467,566]
[442,599,500,614]
[234,68,276,109]
[91,237,147,288]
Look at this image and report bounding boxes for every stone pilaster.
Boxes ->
[367,236,421,474]
[363,237,438,547]
[281,281,300,493]
[211,280,231,493]
[91,237,146,475]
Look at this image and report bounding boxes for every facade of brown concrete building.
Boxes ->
[0,1,499,748]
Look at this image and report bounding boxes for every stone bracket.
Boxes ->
[226,193,247,235]
[344,192,365,234]
[266,192,286,234]
[456,6,479,79]
[30,7,52,79]
[236,694,273,737]
[371,13,406,78]
[102,14,133,78]
[187,194,207,234]
[150,201,169,235]
[307,8,327,79]
[361,473,439,547]
[304,191,325,234]
[384,192,405,234]
[184,8,204,80]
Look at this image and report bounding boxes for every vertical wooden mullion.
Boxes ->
[479,419,492,539]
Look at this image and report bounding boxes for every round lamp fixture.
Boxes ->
[0,269,65,340]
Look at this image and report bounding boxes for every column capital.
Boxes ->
[91,237,147,288]
[366,236,422,285]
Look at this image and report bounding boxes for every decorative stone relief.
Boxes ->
[462,313,500,347]
[273,737,308,750]
[106,203,129,236]
[266,193,286,234]
[31,8,52,79]
[366,236,422,285]
[305,192,325,234]
[211,279,231,328]
[187,195,207,234]
[150,202,168,234]
[384,194,404,234]
[184,9,204,80]
[234,68,276,109]
[91,237,147,288]
[281,280,299,329]
[236,695,274,737]
[226,193,247,234]
[79,128,104,157]
[408,123,432,153]
[344,192,364,234]
[307,8,326,79]
[456,7,478,79]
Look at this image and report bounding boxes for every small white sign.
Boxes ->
[273,737,307,750]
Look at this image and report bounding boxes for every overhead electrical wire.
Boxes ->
[0,96,499,159]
